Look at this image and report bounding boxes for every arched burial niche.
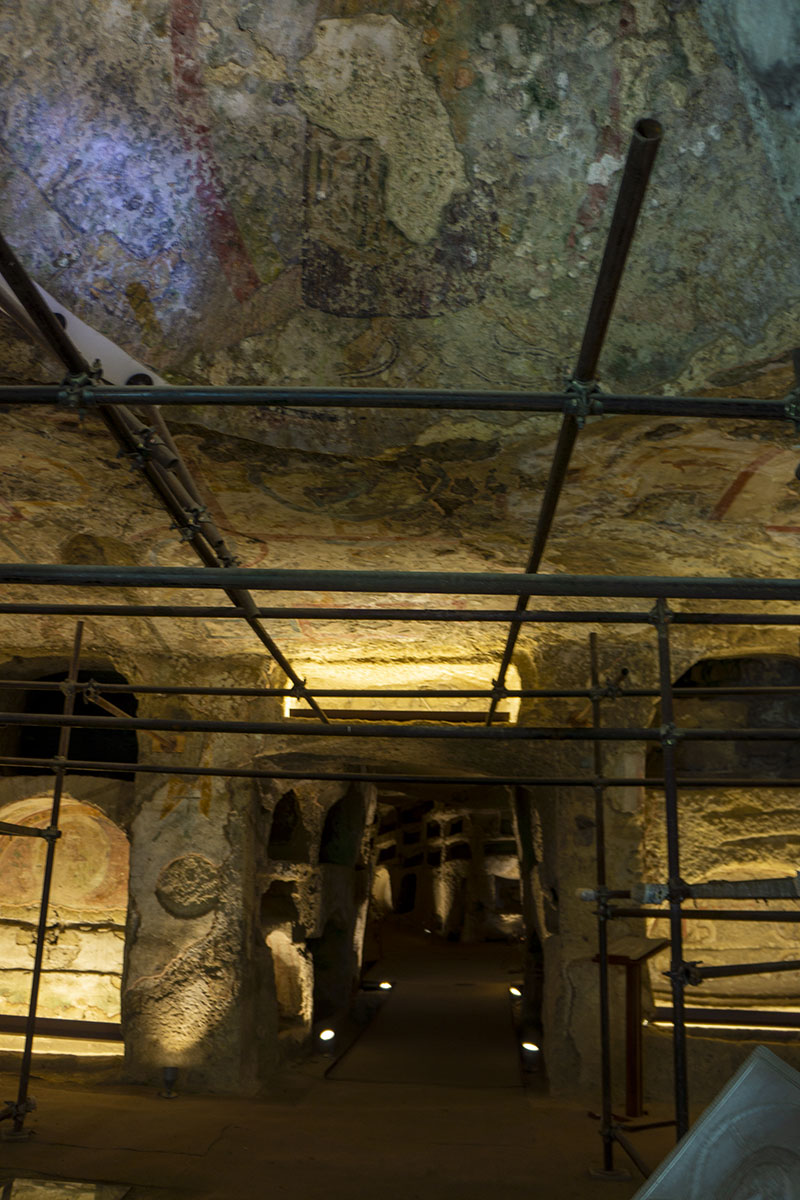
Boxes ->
[268,789,310,862]
[644,654,800,1010]
[0,665,138,780]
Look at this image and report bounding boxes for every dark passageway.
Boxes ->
[332,920,525,1088]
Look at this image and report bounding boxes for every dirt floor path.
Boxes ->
[331,922,523,1087]
[0,924,676,1199]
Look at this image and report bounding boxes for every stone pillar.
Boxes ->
[122,654,277,1094]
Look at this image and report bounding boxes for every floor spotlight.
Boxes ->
[379,981,393,990]
[521,1041,540,1053]
[319,1028,335,1042]
[509,985,523,997]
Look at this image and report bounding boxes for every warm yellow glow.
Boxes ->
[521,1041,539,1052]
[0,1034,122,1058]
[650,1020,800,1033]
[649,1006,800,1034]
[319,1028,335,1041]
[379,981,393,990]
[509,986,522,997]
[276,662,523,722]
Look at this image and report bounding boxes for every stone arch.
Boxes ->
[0,789,130,1025]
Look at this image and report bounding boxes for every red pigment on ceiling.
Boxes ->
[710,448,783,521]
[170,0,260,303]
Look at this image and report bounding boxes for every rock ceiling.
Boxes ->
[1,0,800,699]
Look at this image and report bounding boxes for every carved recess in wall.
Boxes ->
[633,1047,800,1199]
[302,124,495,317]
[156,853,221,919]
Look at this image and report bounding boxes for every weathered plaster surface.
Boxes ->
[297,16,467,244]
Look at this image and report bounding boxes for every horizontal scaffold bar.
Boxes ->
[1,601,800,626]
[653,1007,800,1027]
[2,564,800,601]
[610,907,800,922]
[5,679,800,700]
[0,820,56,839]
[0,1014,122,1042]
[0,383,790,421]
[2,710,800,740]
[0,602,654,622]
[3,756,800,789]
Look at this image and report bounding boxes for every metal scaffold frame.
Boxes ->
[0,115,797,1179]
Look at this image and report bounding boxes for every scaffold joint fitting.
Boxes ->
[784,387,800,430]
[57,359,102,415]
[565,379,604,428]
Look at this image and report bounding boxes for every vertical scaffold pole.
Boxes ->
[654,600,689,1139]
[12,621,84,1135]
[590,632,615,1171]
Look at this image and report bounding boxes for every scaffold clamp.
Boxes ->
[57,360,102,414]
[565,379,604,428]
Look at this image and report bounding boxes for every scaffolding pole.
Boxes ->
[487,118,663,726]
[589,633,617,1175]
[3,622,83,1138]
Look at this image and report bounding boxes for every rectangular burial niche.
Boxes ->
[644,653,800,1018]
[370,786,524,943]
